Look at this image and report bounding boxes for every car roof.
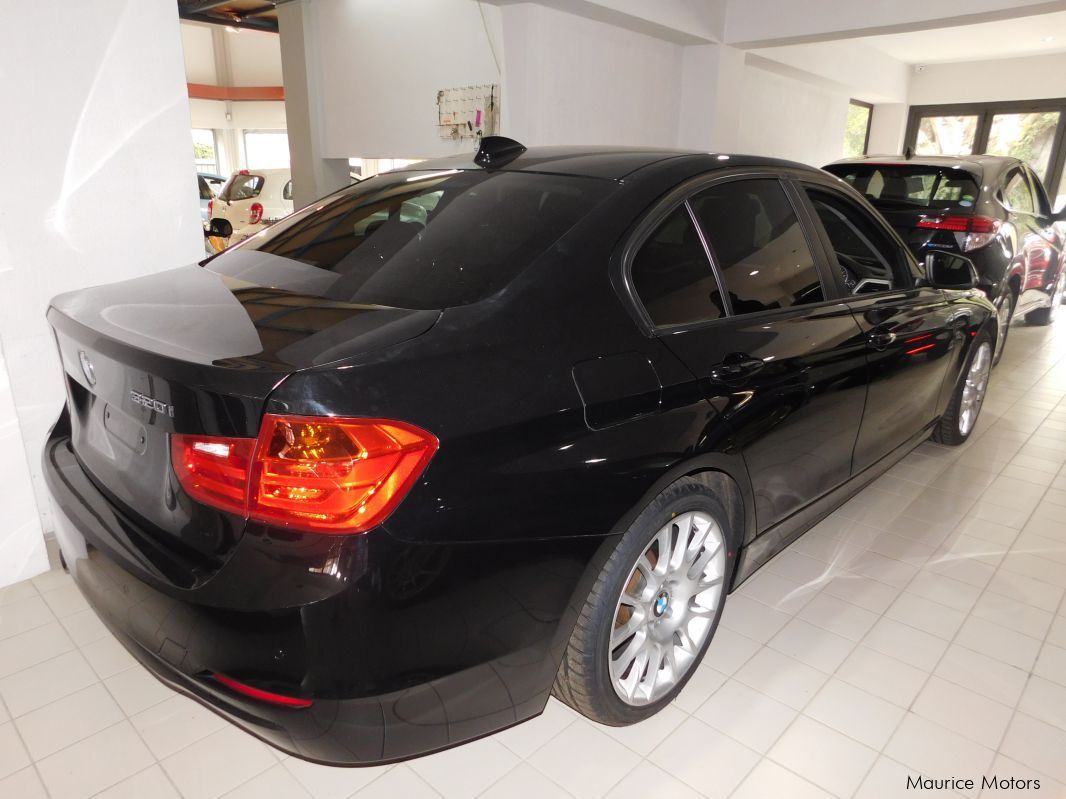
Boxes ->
[827,153,1023,178]
[392,146,816,181]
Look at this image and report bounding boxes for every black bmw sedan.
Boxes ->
[825,155,1066,364]
[44,138,996,765]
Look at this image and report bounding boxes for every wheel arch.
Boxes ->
[609,454,755,576]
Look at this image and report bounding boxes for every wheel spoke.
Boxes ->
[611,606,647,647]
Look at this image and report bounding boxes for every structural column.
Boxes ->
[277,0,351,208]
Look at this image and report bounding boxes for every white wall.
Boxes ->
[181,22,217,84]
[189,98,287,131]
[737,59,851,167]
[228,28,285,86]
[908,52,1066,105]
[0,0,203,587]
[501,3,683,147]
[313,0,502,159]
[725,0,1066,47]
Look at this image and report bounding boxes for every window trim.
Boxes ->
[904,99,1066,187]
[615,168,838,336]
[846,99,874,157]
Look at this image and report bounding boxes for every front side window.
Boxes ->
[806,188,914,294]
[690,179,823,314]
[630,206,725,327]
[1004,169,1035,214]
[221,174,264,202]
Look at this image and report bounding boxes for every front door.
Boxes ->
[627,175,869,532]
[798,182,961,472]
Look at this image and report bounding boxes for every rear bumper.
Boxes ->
[44,421,608,765]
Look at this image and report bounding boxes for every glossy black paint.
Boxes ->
[824,155,1065,320]
[44,148,995,765]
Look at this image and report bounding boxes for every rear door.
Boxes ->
[626,172,869,532]
[1005,166,1062,312]
[796,179,961,472]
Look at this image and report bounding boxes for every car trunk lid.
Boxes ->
[48,257,439,581]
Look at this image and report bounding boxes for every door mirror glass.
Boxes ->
[924,251,977,289]
[207,217,233,238]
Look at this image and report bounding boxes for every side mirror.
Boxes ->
[206,218,233,238]
[924,250,978,290]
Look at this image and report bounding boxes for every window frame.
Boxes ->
[616,168,842,336]
[904,99,1066,188]
[845,99,874,157]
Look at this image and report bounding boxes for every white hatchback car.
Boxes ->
[209,168,294,245]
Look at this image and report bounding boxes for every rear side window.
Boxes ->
[1004,169,1035,214]
[690,179,823,314]
[211,170,613,309]
[630,206,725,327]
[282,180,293,201]
[221,174,264,202]
[198,176,214,201]
[826,165,980,210]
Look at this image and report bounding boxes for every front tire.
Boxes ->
[553,478,734,725]
[991,291,1014,367]
[932,330,993,446]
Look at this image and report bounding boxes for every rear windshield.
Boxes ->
[198,175,214,200]
[207,169,613,309]
[825,164,981,210]
[220,174,264,202]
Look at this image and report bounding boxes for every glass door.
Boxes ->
[915,115,979,155]
[985,111,1061,182]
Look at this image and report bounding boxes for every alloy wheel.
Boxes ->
[959,341,992,436]
[609,511,726,706]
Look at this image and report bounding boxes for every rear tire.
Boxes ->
[932,330,993,446]
[553,478,734,725]
[1025,272,1064,326]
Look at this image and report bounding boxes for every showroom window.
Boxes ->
[192,128,219,175]
[905,99,1066,208]
[843,99,873,157]
[690,179,823,314]
[244,129,291,169]
[630,206,726,327]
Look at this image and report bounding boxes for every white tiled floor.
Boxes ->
[3,320,1066,799]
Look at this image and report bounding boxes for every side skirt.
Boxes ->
[730,421,938,588]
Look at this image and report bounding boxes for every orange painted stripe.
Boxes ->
[188,83,284,101]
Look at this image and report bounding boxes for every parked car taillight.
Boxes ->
[207,199,213,219]
[249,202,264,225]
[917,214,1000,252]
[171,416,437,533]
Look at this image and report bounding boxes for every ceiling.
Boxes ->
[177,0,279,33]
[861,10,1066,64]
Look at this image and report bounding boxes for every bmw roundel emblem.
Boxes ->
[654,592,669,617]
[78,350,96,386]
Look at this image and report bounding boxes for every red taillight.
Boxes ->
[207,199,213,218]
[170,416,437,534]
[249,202,264,225]
[916,215,998,233]
[171,436,255,516]
[212,673,312,708]
[238,169,250,175]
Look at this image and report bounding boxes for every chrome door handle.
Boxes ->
[868,330,896,350]
[710,355,765,382]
